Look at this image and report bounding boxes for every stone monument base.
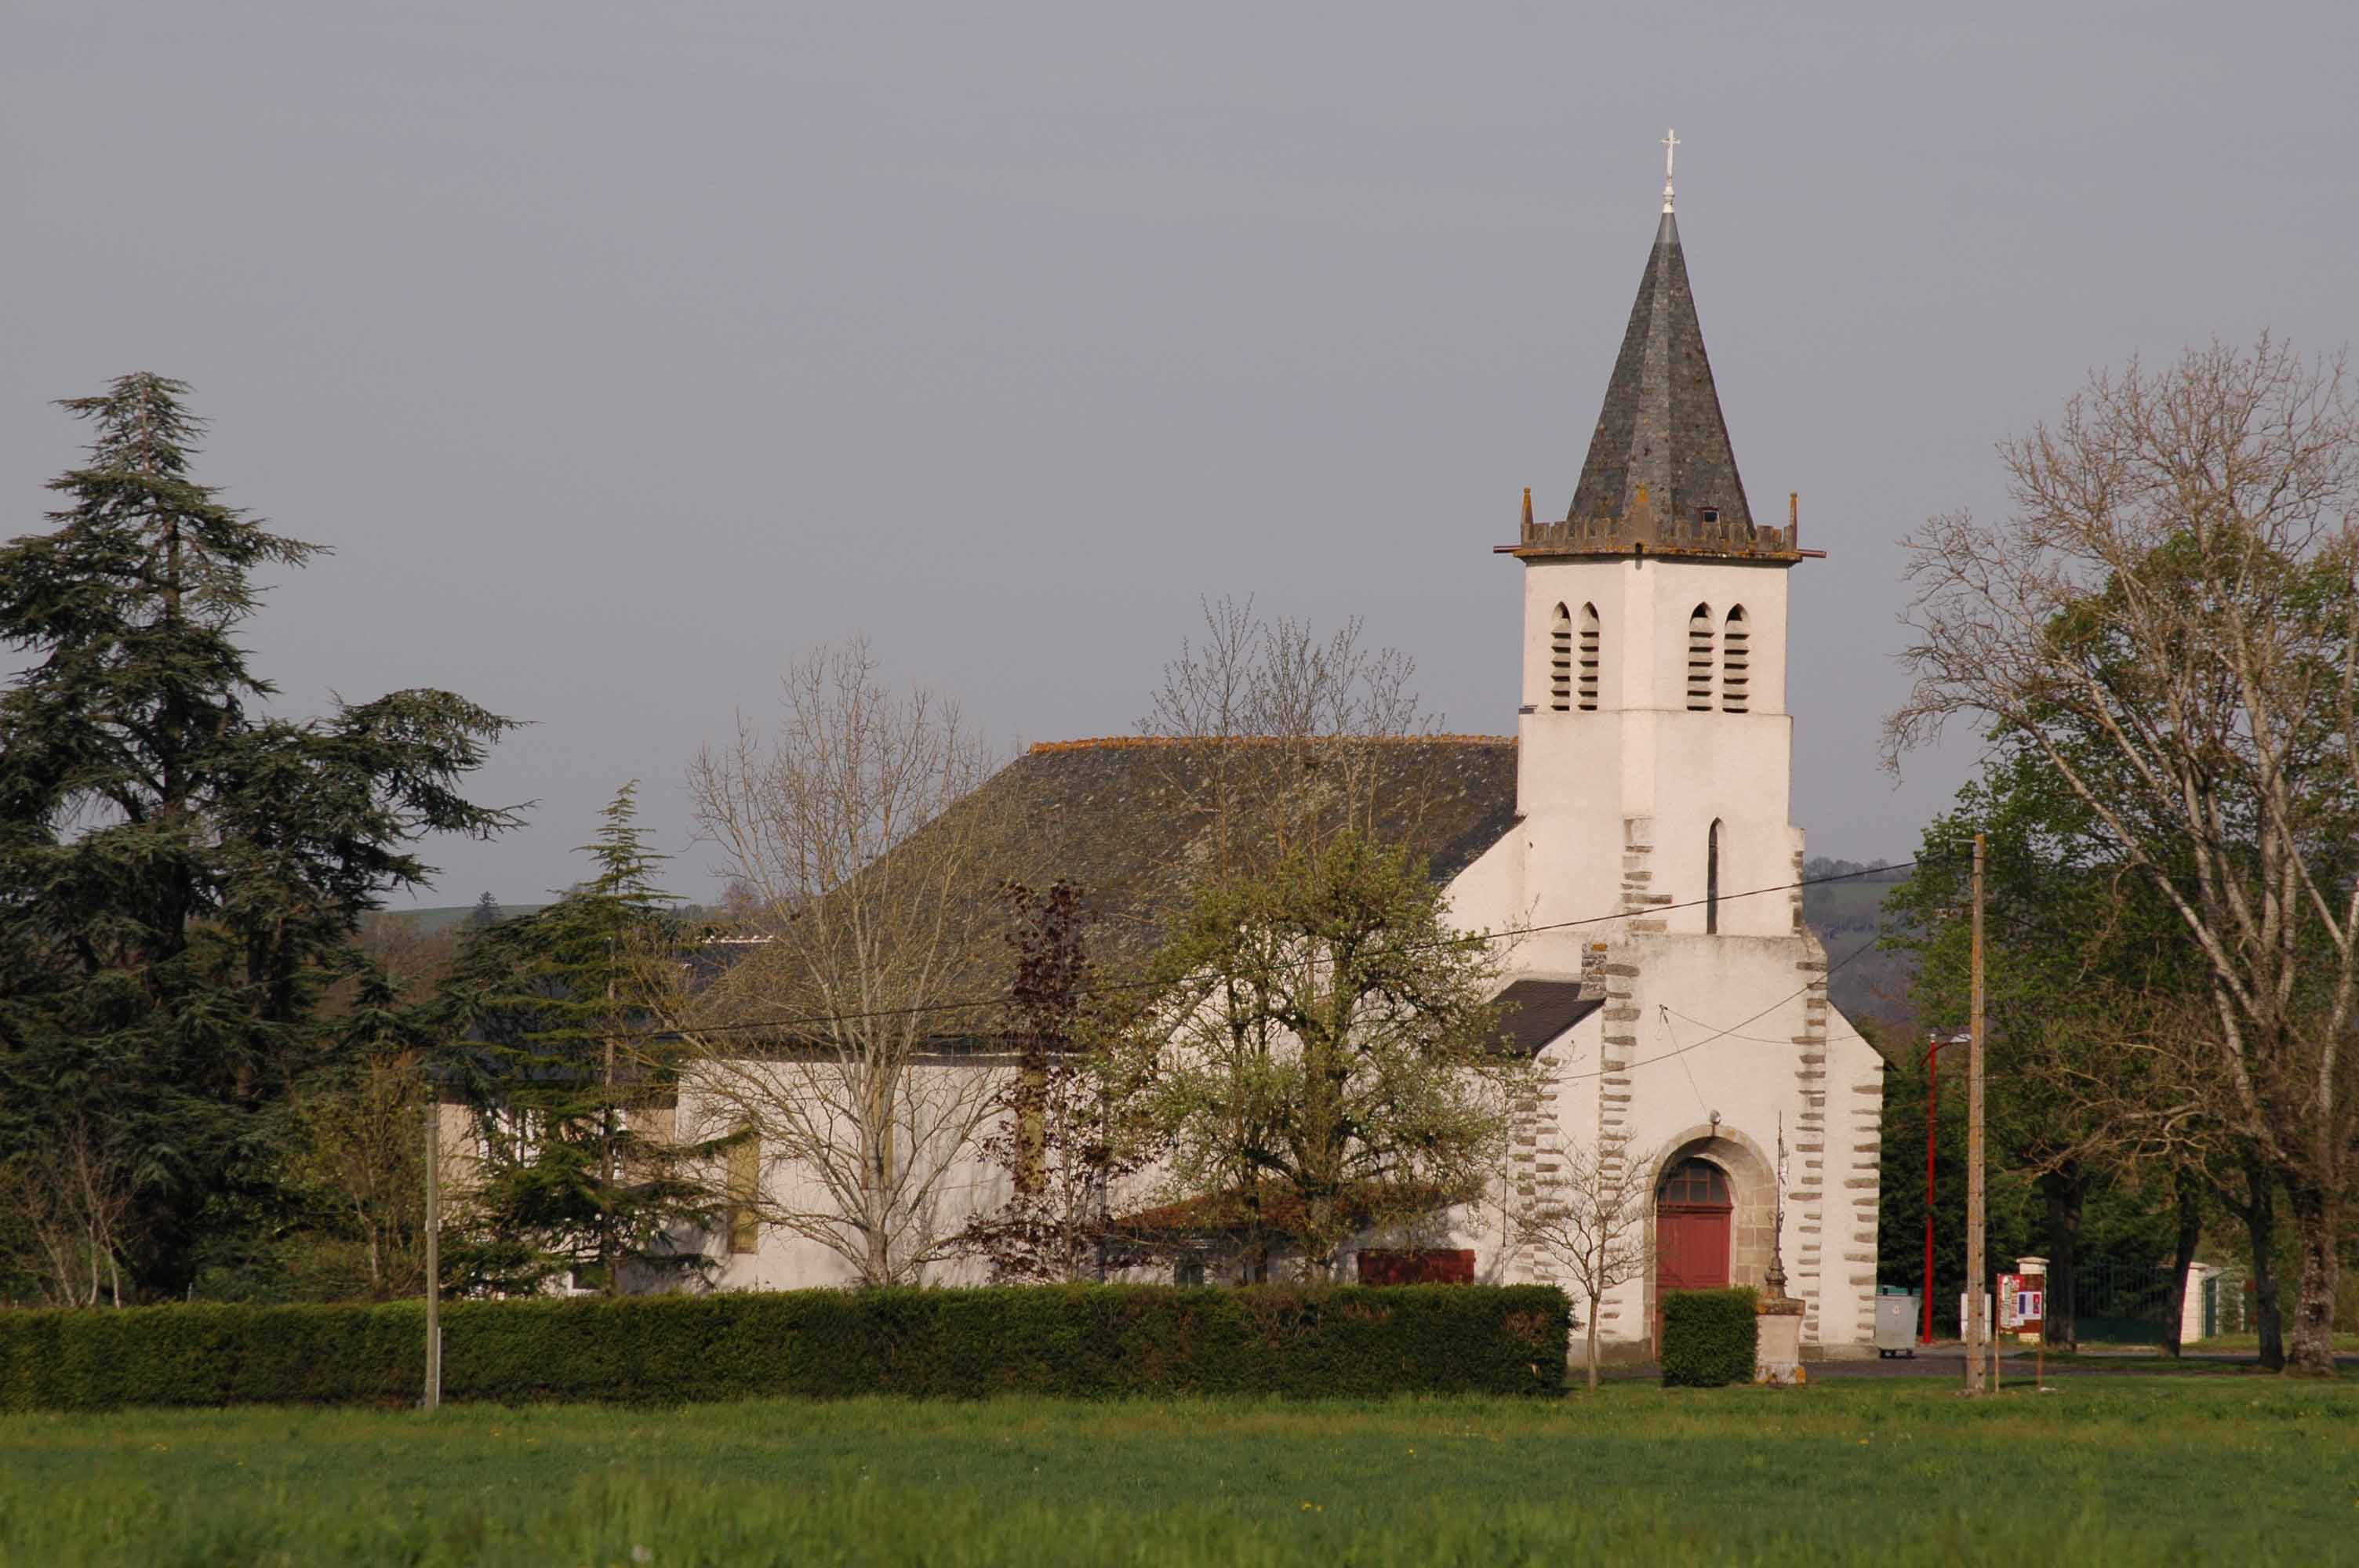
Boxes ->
[1755,1296,1805,1386]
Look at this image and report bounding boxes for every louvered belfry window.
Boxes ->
[1550,604,1572,711]
[1721,606,1750,712]
[1686,604,1714,710]
[1578,604,1601,710]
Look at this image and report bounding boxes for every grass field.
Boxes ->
[2,1379,2353,1567]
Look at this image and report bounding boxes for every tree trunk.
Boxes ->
[2038,1164,2084,1352]
[2232,1156,2286,1371]
[1586,1300,1601,1392]
[2161,1169,2204,1359]
[2283,1177,2342,1377]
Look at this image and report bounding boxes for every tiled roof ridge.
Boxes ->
[1027,734,1515,755]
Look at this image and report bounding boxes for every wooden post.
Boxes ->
[1992,1281,2002,1393]
[1965,833,1987,1396]
[423,1096,442,1413]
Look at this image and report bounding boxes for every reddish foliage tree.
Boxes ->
[957,882,1151,1282]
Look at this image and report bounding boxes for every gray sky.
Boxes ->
[6,2,2353,905]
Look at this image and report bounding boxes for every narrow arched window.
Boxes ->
[1549,604,1572,711]
[1706,819,1721,934]
[1686,604,1714,710]
[1721,606,1750,712]
[1578,604,1601,710]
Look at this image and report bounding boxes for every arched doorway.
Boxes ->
[1655,1157,1733,1343]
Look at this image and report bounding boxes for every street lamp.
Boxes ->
[1921,1031,1970,1345]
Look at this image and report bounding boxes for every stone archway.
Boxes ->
[1642,1126,1777,1353]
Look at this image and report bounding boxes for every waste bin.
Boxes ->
[1874,1288,1918,1358]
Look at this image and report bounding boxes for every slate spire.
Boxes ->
[1565,205,1754,535]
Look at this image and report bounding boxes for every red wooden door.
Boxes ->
[1655,1159,1733,1348]
[1658,1208,1732,1290]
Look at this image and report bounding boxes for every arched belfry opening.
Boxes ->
[1721,606,1750,712]
[1706,818,1722,934]
[1578,604,1601,710]
[1549,604,1572,711]
[1685,604,1714,710]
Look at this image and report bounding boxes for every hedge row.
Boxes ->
[0,1284,1570,1411]
[1660,1287,1758,1387]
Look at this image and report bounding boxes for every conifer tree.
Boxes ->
[468,891,503,930]
[440,783,722,1294]
[0,374,521,1298]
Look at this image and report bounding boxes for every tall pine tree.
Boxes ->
[0,374,521,1298]
[439,782,722,1294]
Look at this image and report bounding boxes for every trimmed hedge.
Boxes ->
[1660,1287,1758,1387]
[0,1284,1568,1411]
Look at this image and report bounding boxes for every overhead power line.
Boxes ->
[612,855,1935,1043]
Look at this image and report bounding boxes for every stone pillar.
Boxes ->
[1756,1203,1805,1384]
[1755,1296,1806,1385]
[1790,923,1830,1341]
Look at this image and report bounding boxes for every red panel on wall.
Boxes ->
[1356,1249,1477,1285]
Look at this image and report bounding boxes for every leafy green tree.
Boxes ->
[440,783,722,1294]
[1889,339,2359,1373]
[1118,830,1529,1279]
[1888,753,2288,1359]
[0,374,519,1299]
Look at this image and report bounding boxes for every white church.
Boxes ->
[687,159,1882,1356]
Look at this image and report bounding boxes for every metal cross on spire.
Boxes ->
[1661,128,1679,214]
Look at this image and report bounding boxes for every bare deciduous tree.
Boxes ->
[1143,596,1434,873]
[1516,1130,1651,1390]
[0,1116,139,1307]
[1887,337,2359,1374]
[682,637,1010,1286]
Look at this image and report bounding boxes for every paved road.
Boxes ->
[1601,1348,2359,1381]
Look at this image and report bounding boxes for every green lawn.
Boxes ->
[2,1380,2354,1566]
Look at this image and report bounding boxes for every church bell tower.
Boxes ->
[1499,136,1816,942]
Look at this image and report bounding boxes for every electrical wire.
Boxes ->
[612,855,1939,1042]
[1547,928,1886,1083]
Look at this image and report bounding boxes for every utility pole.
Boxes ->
[603,937,617,1297]
[1965,833,1987,1396]
[423,1094,442,1412]
[1919,1032,1965,1345]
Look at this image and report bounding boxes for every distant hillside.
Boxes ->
[368,902,548,935]
[1798,858,1917,1047]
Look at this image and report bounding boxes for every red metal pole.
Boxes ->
[1921,1036,1939,1344]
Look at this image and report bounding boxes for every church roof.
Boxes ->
[978,736,1522,971]
[1490,978,1603,1056]
[1505,205,1803,563]
[686,735,1528,1054]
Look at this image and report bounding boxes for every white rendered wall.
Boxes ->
[1518,554,1794,939]
[1467,548,1882,1352]
[674,1059,1020,1291]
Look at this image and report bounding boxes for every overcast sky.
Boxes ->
[6,2,2353,906]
